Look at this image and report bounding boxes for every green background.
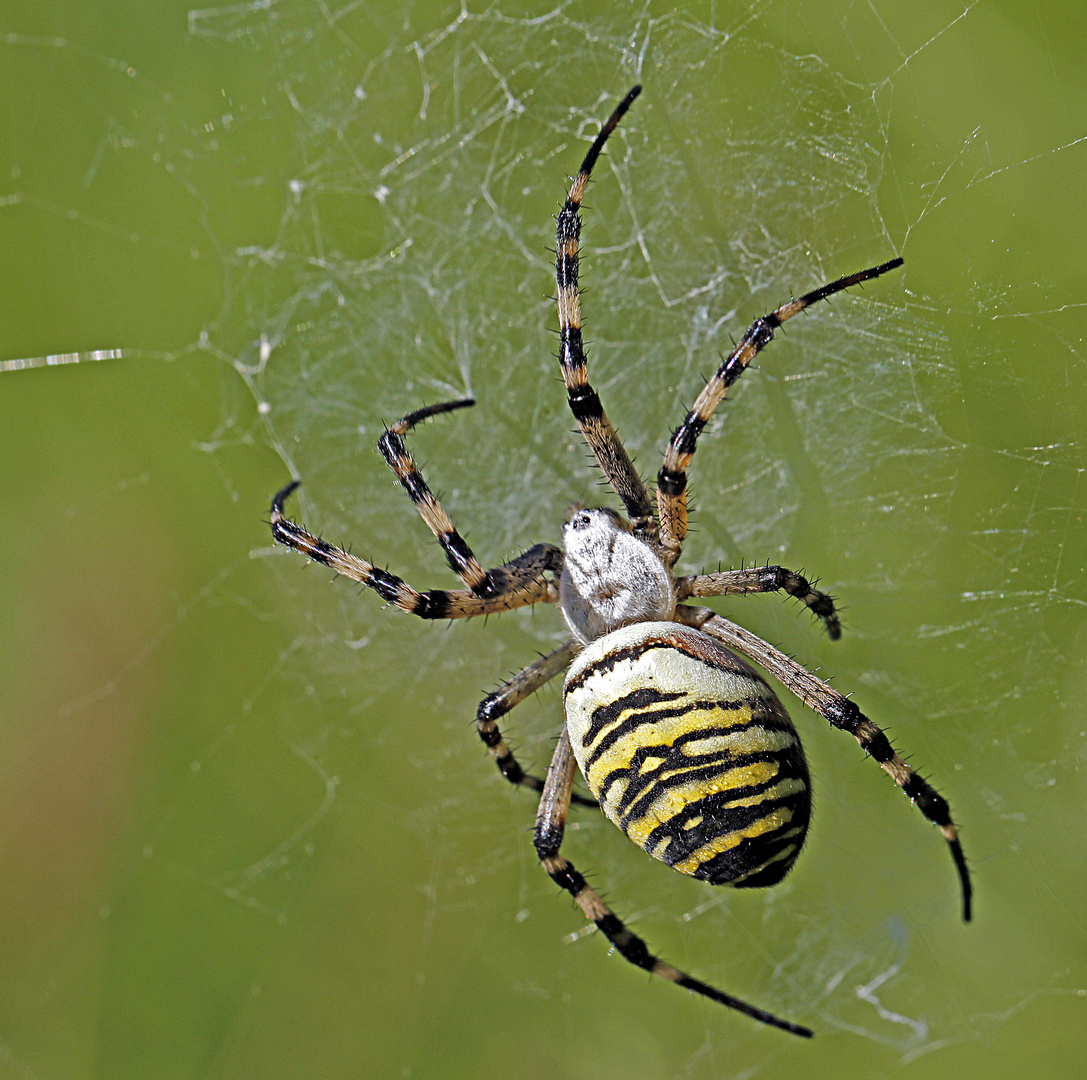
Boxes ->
[2,1,1085,1077]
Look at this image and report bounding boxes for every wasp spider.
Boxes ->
[270,85,972,1037]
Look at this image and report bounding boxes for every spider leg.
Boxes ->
[676,605,973,922]
[656,258,904,566]
[533,726,813,1036]
[555,85,656,542]
[476,639,597,807]
[270,482,560,620]
[378,399,564,598]
[676,566,841,639]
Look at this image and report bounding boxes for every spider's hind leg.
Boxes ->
[533,728,812,1036]
[477,639,597,808]
[678,605,973,923]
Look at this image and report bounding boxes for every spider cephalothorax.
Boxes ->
[270,86,971,1037]
[559,508,675,642]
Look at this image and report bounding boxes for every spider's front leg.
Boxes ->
[555,86,657,543]
[676,605,973,922]
[676,565,842,639]
[533,728,813,1036]
[656,258,904,566]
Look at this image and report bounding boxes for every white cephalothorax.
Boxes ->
[558,508,675,643]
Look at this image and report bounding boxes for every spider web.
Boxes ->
[2,1,1085,1077]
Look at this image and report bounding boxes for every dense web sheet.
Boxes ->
[3,0,1086,1075]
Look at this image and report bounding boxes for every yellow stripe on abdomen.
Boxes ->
[564,622,810,888]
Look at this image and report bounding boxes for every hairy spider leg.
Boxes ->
[656,258,904,566]
[475,639,597,807]
[378,399,486,592]
[271,482,558,619]
[271,400,569,618]
[534,727,813,1037]
[555,85,657,543]
[676,566,842,640]
[676,606,973,922]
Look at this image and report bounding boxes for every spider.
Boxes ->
[270,85,972,1037]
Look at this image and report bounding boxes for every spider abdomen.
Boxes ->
[564,622,810,888]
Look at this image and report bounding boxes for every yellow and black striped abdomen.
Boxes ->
[564,622,810,888]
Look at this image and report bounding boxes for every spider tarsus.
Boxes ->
[677,973,814,1038]
[575,84,642,179]
[393,397,476,434]
[792,256,904,311]
[271,479,301,517]
[950,840,973,922]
